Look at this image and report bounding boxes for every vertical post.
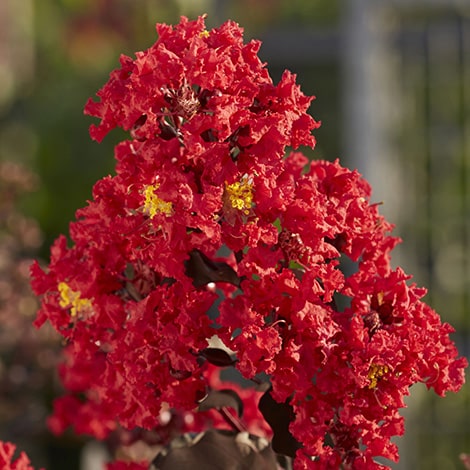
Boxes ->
[340,0,403,225]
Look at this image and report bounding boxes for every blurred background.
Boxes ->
[0,0,469,468]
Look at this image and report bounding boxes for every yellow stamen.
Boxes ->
[225,176,254,215]
[199,30,210,38]
[377,291,384,306]
[143,183,172,218]
[368,363,390,389]
[58,282,92,317]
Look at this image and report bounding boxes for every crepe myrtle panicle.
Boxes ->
[30,15,466,469]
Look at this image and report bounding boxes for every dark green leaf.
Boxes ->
[151,429,279,470]
[199,347,238,367]
[184,249,241,287]
[198,389,244,417]
[258,389,302,458]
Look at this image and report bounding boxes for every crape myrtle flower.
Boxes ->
[0,441,42,470]
[30,15,466,469]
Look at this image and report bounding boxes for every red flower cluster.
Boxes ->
[0,441,41,470]
[31,16,466,469]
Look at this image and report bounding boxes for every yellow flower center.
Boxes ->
[58,282,92,317]
[143,183,172,218]
[368,363,390,389]
[199,30,210,38]
[225,176,254,215]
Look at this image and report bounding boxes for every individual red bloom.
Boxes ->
[0,441,42,470]
[31,15,466,470]
[461,453,470,470]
